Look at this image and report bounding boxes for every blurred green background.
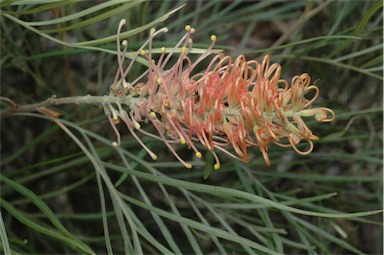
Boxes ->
[1,1,382,254]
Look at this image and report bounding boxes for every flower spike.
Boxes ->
[106,20,335,168]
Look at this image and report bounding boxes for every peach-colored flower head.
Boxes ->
[105,19,335,169]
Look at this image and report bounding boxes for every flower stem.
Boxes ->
[0,95,134,118]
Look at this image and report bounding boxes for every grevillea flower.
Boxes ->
[105,19,335,168]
